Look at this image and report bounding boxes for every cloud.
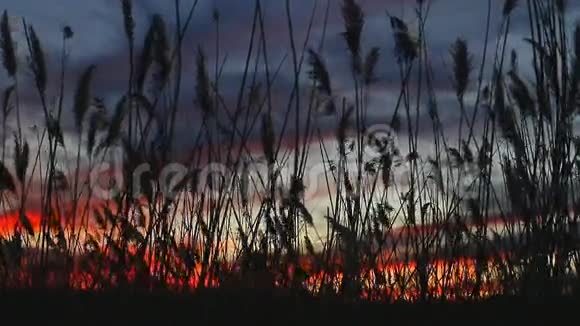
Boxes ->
[2,0,576,225]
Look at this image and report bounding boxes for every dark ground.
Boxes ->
[1,289,577,325]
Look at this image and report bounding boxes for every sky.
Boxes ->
[2,0,580,233]
[0,0,519,134]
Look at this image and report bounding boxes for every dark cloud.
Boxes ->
[3,0,580,161]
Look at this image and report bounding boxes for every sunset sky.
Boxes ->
[2,0,559,137]
[2,0,580,232]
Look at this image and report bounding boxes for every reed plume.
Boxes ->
[494,72,519,146]
[308,49,332,96]
[363,47,380,85]
[508,70,535,118]
[195,47,213,116]
[380,153,392,188]
[450,39,472,99]
[102,96,128,149]
[121,0,135,44]
[1,86,14,117]
[0,10,17,78]
[569,24,580,114]
[153,16,170,88]
[73,65,96,131]
[47,114,64,147]
[389,15,417,64]
[341,0,364,73]
[13,138,29,184]
[261,113,275,165]
[63,26,74,39]
[503,0,518,16]
[27,26,47,94]
[0,161,15,194]
[575,22,580,59]
[556,0,566,13]
[136,17,157,93]
[87,112,99,157]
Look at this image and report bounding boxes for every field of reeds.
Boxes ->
[1,0,580,308]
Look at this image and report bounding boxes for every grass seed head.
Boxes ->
[450,39,472,99]
[73,65,97,131]
[0,10,17,78]
[28,26,47,94]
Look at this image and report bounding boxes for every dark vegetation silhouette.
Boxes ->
[1,0,580,320]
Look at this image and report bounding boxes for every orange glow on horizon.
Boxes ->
[0,208,511,301]
[0,211,42,235]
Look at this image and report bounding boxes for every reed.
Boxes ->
[0,0,578,302]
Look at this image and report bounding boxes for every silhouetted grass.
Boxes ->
[0,0,579,311]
